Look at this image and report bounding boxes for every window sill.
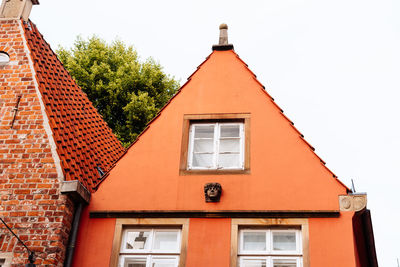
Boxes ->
[180,169,250,175]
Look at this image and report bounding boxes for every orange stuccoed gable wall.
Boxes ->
[91,50,346,211]
[73,50,358,266]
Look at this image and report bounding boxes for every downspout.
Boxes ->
[361,209,378,267]
[64,202,83,267]
[60,181,91,267]
[352,208,378,267]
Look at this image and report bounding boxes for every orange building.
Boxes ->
[73,25,377,267]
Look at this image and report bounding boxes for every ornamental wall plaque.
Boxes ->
[204,183,222,202]
[338,193,367,212]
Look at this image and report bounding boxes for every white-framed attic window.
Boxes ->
[187,122,244,170]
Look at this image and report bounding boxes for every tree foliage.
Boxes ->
[57,36,179,146]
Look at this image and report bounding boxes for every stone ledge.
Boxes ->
[61,180,91,204]
[339,193,367,212]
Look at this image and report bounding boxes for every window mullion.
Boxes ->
[150,229,155,253]
[146,255,151,267]
[297,231,301,254]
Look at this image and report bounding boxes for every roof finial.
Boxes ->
[219,23,228,45]
[212,23,234,51]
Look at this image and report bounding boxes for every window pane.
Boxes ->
[153,231,179,251]
[125,231,150,250]
[0,52,10,64]
[193,153,213,168]
[218,153,240,168]
[152,263,176,267]
[241,258,267,267]
[273,232,296,251]
[151,257,178,267]
[194,125,214,138]
[219,139,240,152]
[220,125,240,138]
[194,139,213,153]
[125,257,147,267]
[273,258,297,267]
[243,232,266,251]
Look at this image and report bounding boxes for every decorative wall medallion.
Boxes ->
[338,193,367,212]
[204,183,222,202]
[341,197,352,209]
[353,195,366,211]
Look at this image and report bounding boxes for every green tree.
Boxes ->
[57,36,179,146]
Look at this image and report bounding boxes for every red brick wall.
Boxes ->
[0,19,74,266]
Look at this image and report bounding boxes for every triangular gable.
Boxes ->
[91,49,348,211]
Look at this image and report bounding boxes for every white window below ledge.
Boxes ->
[239,257,302,267]
[187,122,244,170]
[118,229,181,267]
[238,229,303,267]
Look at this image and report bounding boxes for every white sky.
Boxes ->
[31,0,399,265]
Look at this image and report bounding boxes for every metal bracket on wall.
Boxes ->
[10,95,21,129]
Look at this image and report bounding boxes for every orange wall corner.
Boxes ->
[72,207,116,267]
[308,212,356,267]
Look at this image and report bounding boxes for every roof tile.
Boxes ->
[23,21,125,192]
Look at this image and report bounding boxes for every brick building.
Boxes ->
[0,0,125,266]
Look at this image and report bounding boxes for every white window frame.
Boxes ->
[187,122,244,170]
[238,229,302,267]
[238,256,303,267]
[119,228,181,267]
[119,255,180,267]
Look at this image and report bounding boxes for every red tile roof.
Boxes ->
[22,20,125,192]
